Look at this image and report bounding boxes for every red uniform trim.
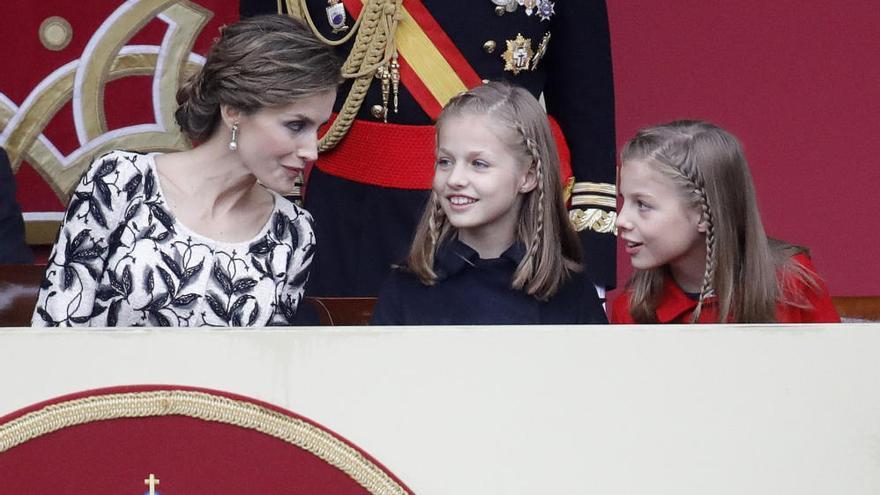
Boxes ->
[317,116,574,190]
[610,253,841,324]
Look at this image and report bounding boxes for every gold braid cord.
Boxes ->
[570,208,617,235]
[569,182,618,234]
[0,390,410,495]
[285,0,402,152]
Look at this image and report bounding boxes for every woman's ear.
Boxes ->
[519,166,538,193]
[696,216,709,233]
[220,105,241,128]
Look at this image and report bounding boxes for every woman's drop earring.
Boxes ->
[228,122,239,151]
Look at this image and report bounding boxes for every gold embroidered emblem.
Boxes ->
[570,208,618,235]
[502,33,533,75]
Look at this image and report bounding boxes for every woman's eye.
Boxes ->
[286,121,305,133]
[636,200,650,210]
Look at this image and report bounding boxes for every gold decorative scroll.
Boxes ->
[0,0,211,203]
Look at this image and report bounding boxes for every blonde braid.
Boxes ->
[691,185,716,322]
[425,195,446,281]
[516,123,545,279]
[650,141,717,321]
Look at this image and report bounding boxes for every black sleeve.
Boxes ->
[580,280,609,324]
[0,148,33,264]
[544,0,617,289]
[370,271,405,325]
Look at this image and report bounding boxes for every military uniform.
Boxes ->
[0,148,32,264]
[241,0,617,297]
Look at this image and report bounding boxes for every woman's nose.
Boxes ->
[616,206,633,231]
[297,135,319,162]
[445,162,468,187]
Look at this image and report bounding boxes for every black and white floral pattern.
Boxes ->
[32,151,315,327]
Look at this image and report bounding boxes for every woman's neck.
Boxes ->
[159,138,261,218]
[668,245,708,293]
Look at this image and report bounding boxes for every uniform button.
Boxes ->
[495,6,506,16]
[483,40,497,53]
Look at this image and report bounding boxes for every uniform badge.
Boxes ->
[519,0,539,16]
[536,0,555,21]
[491,0,520,13]
[326,0,349,33]
[531,31,551,70]
[502,33,534,75]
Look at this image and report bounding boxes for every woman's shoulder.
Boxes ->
[84,150,153,183]
[90,149,152,168]
[371,266,427,325]
[774,246,840,322]
[269,193,314,226]
[609,290,635,323]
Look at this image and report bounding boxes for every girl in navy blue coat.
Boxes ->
[371,82,606,325]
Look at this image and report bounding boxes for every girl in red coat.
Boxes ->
[611,120,839,324]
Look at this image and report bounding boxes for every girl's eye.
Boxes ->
[436,157,453,168]
[286,121,305,133]
[472,159,490,169]
[636,200,650,210]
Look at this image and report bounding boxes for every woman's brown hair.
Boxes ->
[175,14,342,142]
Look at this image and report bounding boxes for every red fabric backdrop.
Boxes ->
[608,0,879,297]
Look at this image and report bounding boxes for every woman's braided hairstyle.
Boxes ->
[621,120,790,323]
[405,81,581,300]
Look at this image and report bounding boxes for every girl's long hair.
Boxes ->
[622,120,818,322]
[406,81,582,301]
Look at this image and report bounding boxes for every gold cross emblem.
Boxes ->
[502,33,534,75]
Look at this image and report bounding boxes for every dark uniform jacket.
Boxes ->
[0,148,33,264]
[241,0,617,297]
[371,239,608,325]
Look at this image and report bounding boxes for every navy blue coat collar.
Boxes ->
[434,238,526,281]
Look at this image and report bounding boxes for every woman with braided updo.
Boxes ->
[371,82,606,325]
[612,120,839,324]
[32,15,341,327]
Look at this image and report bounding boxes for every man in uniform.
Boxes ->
[241,0,617,300]
[0,148,33,264]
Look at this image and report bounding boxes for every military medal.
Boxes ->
[502,33,534,75]
[491,0,519,13]
[531,31,551,70]
[326,0,349,33]
[518,0,539,16]
[536,0,555,21]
